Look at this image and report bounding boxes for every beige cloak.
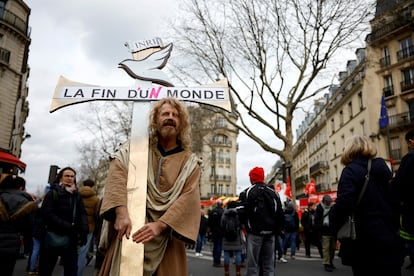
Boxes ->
[99,144,201,276]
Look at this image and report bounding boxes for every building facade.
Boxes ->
[189,106,239,200]
[291,0,414,196]
[0,0,31,157]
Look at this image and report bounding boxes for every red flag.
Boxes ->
[285,176,292,199]
[309,179,316,195]
[275,183,282,192]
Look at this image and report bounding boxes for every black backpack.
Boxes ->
[222,209,239,241]
[245,184,282,235]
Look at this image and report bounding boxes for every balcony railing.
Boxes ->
[383,85,394,97]
[380,55,391,67]
[397,46,414,62]
[309,161,329,175]
[380,111,414,130]
[0,8,27,35]
[209,174,232,181]
[401,78,414,92]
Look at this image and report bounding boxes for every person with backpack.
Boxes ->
[208,199,224,267]
[221,201,243,276]
[282,201,299,260]
[239,166,283,276]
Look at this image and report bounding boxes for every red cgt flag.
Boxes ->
[285,176,292,199]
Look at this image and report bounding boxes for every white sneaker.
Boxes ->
[198,253,203,257]
[195,253,200,257]
[279,257,288,263]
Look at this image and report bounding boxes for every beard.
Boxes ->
[158,125,178,140]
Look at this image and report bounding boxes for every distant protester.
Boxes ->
[0,175,38,276]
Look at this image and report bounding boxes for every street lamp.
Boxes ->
[11,132,31,139]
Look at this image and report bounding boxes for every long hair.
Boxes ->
[54,167,77,184]
[148,98,192,150]
[340,135,377,165]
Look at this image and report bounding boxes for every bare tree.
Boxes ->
[75,102,133,191]
[170,0,374,199]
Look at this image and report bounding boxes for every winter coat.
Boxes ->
[199,214,208,236]
[283,205,299,233]
[79,186,99,233]
[331,157,404,266]
[0,189,38,257]
[314,203,335,236]
[41,184,89,246]
[393,149,414,237]
[221,208,243,251]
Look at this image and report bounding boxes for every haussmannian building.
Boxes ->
[0,0,31,157]
[188,106,239,200]
[291,0,414,197]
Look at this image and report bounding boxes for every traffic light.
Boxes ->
[48,165,60,184]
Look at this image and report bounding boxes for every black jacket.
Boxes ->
[42,184,89,245]
[240,182,283,235]
[393,149,414,236]
[331,157,403,266]
[0,189,38,257]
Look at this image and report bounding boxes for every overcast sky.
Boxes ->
[20,0,278,195]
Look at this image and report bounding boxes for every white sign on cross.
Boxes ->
[50,38,231,275]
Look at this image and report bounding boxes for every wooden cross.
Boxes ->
[50,38,231,276]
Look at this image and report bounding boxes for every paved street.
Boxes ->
[13,245,413,276]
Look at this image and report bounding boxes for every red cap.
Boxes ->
[249,167,264,184]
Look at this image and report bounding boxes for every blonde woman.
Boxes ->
[331,135,403,276]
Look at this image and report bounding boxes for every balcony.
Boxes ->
[401,78,414,92]
[379,55,391,68]
[397,46,414,62]
[380,111,414,130]
[367,15,413,46]
[0,8,28,35]
[0,47,10,64]
[209,174,232,182]
[309,161,329,176]
[294,174,308,185]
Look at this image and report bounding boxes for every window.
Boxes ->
[210,184,216,194]
[360,120,365,136]
[408,101,414,121]
[401,68,414,91]
[339,110,344,126]
[215,117,227,128]
[380,47,390,67]
[330,119,335,134]
[218,149,224,163]
[0,1,4,18]
[383,75,393,97]
[358,92,363,110]
[348,102,353,119]
[218,184,223,194]
[390,137,402,160]
[398,37,414,61]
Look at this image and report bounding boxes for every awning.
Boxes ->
[0,151,26,172]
